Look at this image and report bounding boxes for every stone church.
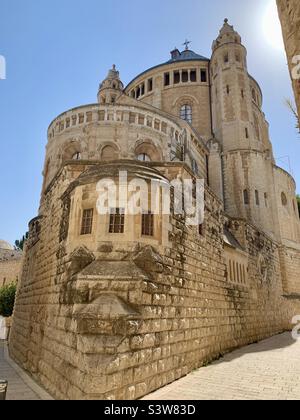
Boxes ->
[10,20,300,400]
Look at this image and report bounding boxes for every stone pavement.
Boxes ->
[0,341,53,400]
[144,333,300,400]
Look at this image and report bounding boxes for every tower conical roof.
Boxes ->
[98,65,124,104]
[99,65,124,91]
[212,19,242,51]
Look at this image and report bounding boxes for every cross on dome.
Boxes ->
[183,39,191,50]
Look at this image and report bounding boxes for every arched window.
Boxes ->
[137,153,151,162]
[281,192,288,206]
[101,145,118,161]
[180,105,192,124]
[243,189,250,205]
[72,152,82,160]
[135,141,162,162]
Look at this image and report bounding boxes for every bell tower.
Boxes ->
[210,20,280,238]
[97,65,124,105]
[211,19,253,150]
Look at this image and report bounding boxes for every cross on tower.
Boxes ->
[183,39,191,50]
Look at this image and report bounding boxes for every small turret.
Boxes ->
[97,65,124,104]
[212,18,242,51]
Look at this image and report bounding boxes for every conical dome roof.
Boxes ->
[99,65,124,91]
[212,19,242,51]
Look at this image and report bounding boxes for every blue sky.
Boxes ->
[0,0,299,245]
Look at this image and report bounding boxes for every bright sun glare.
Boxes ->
[263,0,285,51]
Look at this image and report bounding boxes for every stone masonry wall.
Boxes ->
[0,258,22,287]
[280,244,300,296]
[277,0,300,119]
[9,164,296,400]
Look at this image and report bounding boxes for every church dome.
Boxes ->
[0,240,14,250]
[167,48,209,63]
[125,45,209,89]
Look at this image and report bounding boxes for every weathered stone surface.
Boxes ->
[8,20,300,401]
[0,243,22,287]
[133,246,164,274]
[277,0,300,119]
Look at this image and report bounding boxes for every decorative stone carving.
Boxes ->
[74,294,141,336]
[133,246,164,274]
[66,246,95,279]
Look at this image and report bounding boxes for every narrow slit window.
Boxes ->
[81,209,94,235]
[109,208,125,233]
[243,189,250,205]
[199,224,204,236]
[148,78,153,92]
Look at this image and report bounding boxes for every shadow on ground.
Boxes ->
[214,332,297,365]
